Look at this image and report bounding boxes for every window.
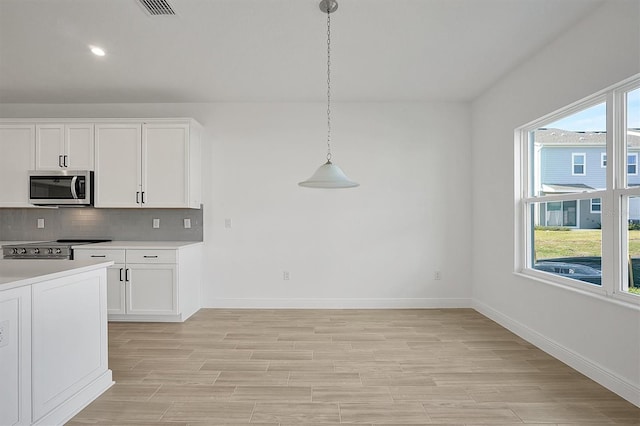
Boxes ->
[517,75,640,303]
[543,201,578,227]
[628,153,637,175]
[572,153,586,175]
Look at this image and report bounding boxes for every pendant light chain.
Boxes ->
[298,0,358,189]
[326,8,332,162]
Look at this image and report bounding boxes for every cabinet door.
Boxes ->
[0,286,31,426]
[0,125,35,207]
[94,124,142,207]
[35,124,64,170]
[107,264,126,315]
[143,123,189,207]
[66,124,94,170]
[126,264,177,315]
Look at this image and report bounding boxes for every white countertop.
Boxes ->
[1,241,203,250]
[72,241,203,250]
[0,259,114,291]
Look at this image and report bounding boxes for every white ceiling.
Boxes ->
[0,0,603,104]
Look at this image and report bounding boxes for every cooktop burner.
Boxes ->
[2,239,111,259]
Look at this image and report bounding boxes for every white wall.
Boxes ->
[205,102,471,307]
[471,0,640,405]
[0,101,472,308]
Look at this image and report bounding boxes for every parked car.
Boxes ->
[534,256,640,289]
[533,260,602,285]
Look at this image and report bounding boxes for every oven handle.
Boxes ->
[70,176,79,199]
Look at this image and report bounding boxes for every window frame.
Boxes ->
[571,152,586,176]
[601,152,607,168]
[591,198,602,214]
[515,74,640,307]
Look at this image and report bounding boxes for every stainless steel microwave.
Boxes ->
[28,170,93,206]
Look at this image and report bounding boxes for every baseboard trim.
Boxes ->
[34,370,113,426]
[473,300,640,408]
[207,298,473,309]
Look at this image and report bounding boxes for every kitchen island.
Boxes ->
[0,259,113,426]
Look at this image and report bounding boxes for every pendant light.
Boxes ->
[299,0,359,189]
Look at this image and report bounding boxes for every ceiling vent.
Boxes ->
[137,0,176,16]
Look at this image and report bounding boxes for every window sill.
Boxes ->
[514,270,640,311]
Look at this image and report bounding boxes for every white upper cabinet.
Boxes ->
[143,123,189,208]
[0,124,35,207]
[35,123,94,170]
[1,118,202,209]
[94,123,143,208]
[95,120,201,209]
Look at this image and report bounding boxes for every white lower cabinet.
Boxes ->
[0,286,31,426]
[106,264,126,315]
[74,245,200,322]
[127,263,177,315]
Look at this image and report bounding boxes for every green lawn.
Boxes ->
[534,229,640,259]
[535,228,640,293]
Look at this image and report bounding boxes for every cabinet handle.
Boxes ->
[141,191,146,204]
[90,255,106,258]
[119,268,124,282]
[125,268,130,282]
[63,155,68,167]
[58,155,63,168]
[143,255,158,258]
[136,191,140,204]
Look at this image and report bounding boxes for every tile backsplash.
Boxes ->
[0,207,203,241]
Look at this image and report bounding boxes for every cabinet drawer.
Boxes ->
[126,249,176,264]
[74,249,126,263]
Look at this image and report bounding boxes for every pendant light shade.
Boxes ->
[298,160,359,188]
[298,0,359,189]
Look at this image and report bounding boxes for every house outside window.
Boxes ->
[572,153,586,175]
[517,75,640,303]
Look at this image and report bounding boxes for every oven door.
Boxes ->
[28,171,92,205]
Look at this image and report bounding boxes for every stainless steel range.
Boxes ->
[2,239,111,260]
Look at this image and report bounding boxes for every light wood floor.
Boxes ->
[68,308,640,425]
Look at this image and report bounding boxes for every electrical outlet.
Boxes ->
[283,271,290,280]
[434,271,442,280]
[37,218,45,229]
[184,218,191,229]
[152,218,160,229]
[0,320,9,348]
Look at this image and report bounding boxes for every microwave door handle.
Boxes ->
[70,176,78,199]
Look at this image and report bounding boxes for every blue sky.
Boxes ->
[544,88,640,131]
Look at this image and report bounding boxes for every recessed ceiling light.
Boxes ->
[90,46,106,57]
